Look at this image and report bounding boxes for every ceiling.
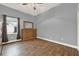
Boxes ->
[1,3,61,16]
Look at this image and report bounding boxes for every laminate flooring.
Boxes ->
[1,38,79,56]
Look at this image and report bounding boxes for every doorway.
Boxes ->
[6,16,18,41]
[0,15,20,43]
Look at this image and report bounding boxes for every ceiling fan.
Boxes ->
[21,3,43,10]
[22,3,43,5]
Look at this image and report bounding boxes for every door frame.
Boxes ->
[2,15,21,43]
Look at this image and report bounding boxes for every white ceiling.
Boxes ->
[1,3,60,16]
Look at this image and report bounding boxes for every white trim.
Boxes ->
[2,39,21,45]
[37,36,78,49]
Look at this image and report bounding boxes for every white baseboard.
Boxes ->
[2,39,21,44]
[37,36,78,50]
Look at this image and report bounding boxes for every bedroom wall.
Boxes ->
[37,3,78,46]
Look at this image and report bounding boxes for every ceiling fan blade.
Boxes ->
[22,3,28,5]
[22,3,43,5]
[37,3,43,4]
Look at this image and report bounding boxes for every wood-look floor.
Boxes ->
[1,38,79,56]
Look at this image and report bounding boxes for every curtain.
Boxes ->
[17,18,20,39]
[2,15,8,42]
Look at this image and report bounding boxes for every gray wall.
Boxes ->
[37,3,78,46]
